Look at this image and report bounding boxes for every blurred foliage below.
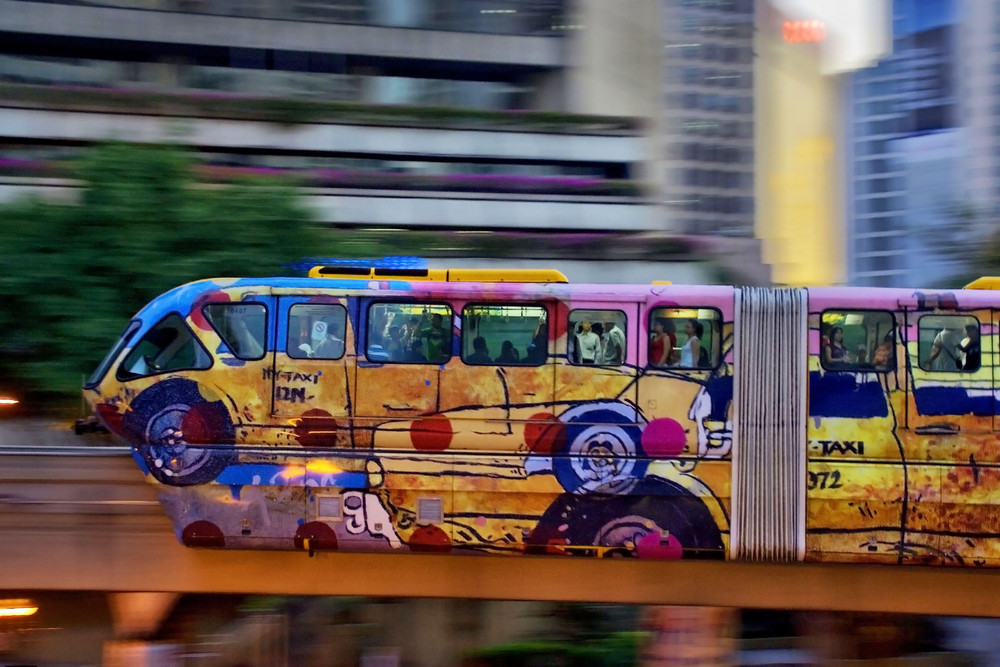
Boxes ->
[0,142,326,413]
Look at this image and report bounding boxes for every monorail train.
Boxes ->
[81,267,1000,565]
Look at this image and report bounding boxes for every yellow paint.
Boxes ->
[308,266,569,283]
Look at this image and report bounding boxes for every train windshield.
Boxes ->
[84,320,140,388]
[116,314,212,381]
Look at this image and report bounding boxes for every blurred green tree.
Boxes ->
[0,142,326,412]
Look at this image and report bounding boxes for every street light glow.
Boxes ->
[0,599,38,617]
[0,397,18,406]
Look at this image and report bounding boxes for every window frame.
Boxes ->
[567,308,628,367]
[287,302,349,361]
[916,314,981,374]
[115,312,213,381]
[203,301,269,361]
[819,308,897,373]
[460,302,549,367]
[364,300,454,365]
[647,306,723,370]
[86,319,140,388]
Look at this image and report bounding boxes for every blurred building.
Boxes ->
[659,0,756,238]
[754,0,845,286]
[957,1,1000,212]
[0,0,776,284]
[752,0,891,286]
[846,0,960,287]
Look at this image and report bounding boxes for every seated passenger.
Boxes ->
[495,339,520,365]
[466,336,491,364]
[823,327,851,365]
[872,333,894,369]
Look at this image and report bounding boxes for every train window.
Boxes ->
[366,303,452,364]
[567,309,627,365]
[820,310,896,371]
[917,314,980,372]
[116,314,211,380]
[648,307,721,369]
[462,304,548,366]
[86,319,139,388]
[204,303,267,360]
[288,304,347,360]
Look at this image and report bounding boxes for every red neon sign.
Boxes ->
[782,20,826,43]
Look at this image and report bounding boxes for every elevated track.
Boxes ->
[2,444,1000,617]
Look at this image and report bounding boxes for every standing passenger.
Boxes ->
[679,319,703,367]
[602,319,625,365]
[575,321,601,364]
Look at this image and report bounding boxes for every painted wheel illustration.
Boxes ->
[123,378,236,486]
[553,402,647,494]
[529,478,724,558]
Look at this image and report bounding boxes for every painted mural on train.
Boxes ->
[82,269,1000,566]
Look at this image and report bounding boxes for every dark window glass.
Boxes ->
[820,310,896,372]
[918,315,981,372]
[288,303,347,360]
[568,309,627,366]
[462,304,548,366]
[648,308,721,369]
[366,303,452,364]
[117,314,211,380]
[205,303,267,360]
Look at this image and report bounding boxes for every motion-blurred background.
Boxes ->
[2,0,1000,664]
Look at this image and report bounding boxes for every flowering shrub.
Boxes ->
[2,158,643,196]
[0,83,643,133]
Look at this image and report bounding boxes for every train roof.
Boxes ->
[131,271,1000,323]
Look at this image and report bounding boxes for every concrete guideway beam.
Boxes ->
[0,523,999,617]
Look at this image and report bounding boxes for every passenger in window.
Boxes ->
[650,318,674,367]
[404,338,427,363]
[959,324,981,371]
[679,319,704,367]
[312,322,345,359]
[567,324,580,363]
[602,319,625,365]
[403,315,421,347]
[495,340,520,365]
[384,325,405,361]
[823,327,851,365]
[467,336,492,364]
[872,333,894,369]
[575,321,601,364]
[928,326,961,371]
[230,313,263,358]
[419,312,450,362]
[525,321,547,364]
[592,322,605,357]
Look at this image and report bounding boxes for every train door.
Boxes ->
[353,299,453,423]
[636,287,735,460]
[905,307,992,435]
[270,294,354,448]
[198,296,277,439]
[555,301,641,422]
[445,300,556,449]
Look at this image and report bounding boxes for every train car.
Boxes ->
[81,267,999,566]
